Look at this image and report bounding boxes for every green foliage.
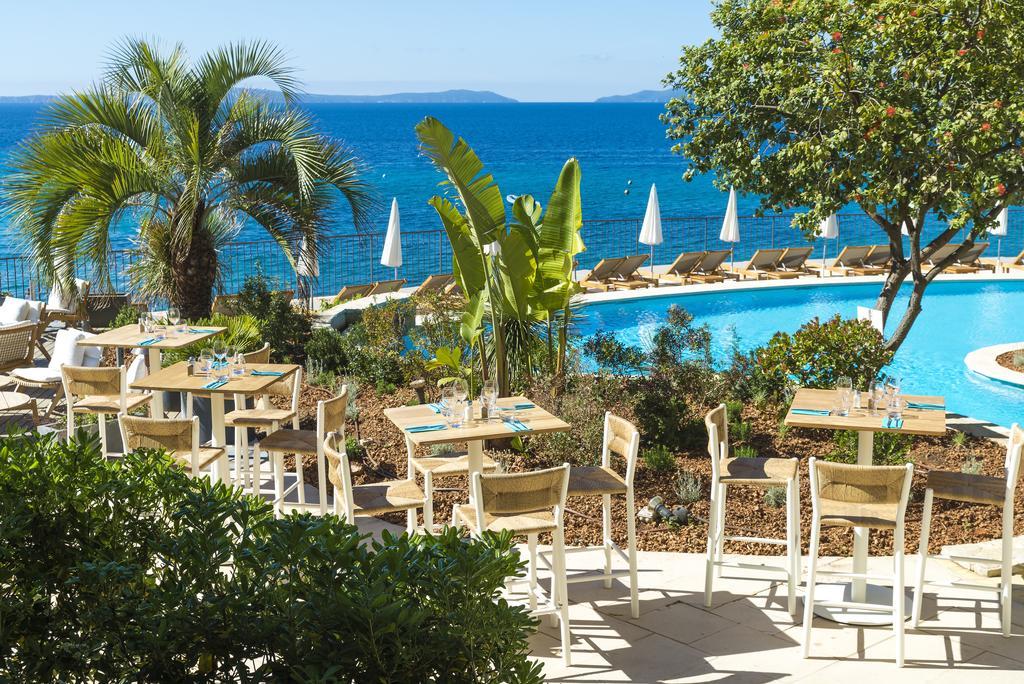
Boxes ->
[305,326,349,374]
[345,436,366,461]
[829,430,913,465]
[951,431,969,450]
[527,372,620,467]
[5,39,372,317]
[763,487,787,508]
[426,345,476,392]
[642,445,675,473]
[735,445,759,459]
[583,331,646,374]
[674,470,704,505]
[110,303,141,330]
[236,274,313,363]
[0,433,543,683]
[962,455,983,475]
[160,313,263,367]
[431,443,457,456]
[757,315,893,390]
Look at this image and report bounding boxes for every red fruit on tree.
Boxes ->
[832,31,843,41]
[958,49,969,56]
[886,106,896,117]
[997,183,1007,196]
[981,122,992,131]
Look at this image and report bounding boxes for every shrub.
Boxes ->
[734,445,758,458]
[642,444,675,473]
[674,470,704,505]
[0,433,543,683]
[526,372,621,467]
[236,273,313,363]
[829,430,913,465]
[583,330,646,374]
[961,455,983,475]
[757,315,894,391]
[161,313,263,366]
[763,486,787,508]
[305,326,349,374]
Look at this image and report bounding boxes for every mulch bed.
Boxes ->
[996,350,1024,374]
[280,384,1021,558]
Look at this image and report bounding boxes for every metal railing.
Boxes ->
[1,209,1019,301]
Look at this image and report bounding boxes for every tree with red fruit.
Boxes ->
[664,0,1024,351]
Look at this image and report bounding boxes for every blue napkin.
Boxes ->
[138,338,157,346]
[189,328,219,334]
[504,417,530,432]
[906,402,943,411]
[883,417,904,429]
[251,370,284,377]
[791,408,830,416]
[427,402,445,413]
[407,424,448,433]
[203,379,228,390]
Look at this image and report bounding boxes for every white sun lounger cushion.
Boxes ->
[0,298,28,326]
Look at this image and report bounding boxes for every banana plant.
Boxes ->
[415,116,584,395]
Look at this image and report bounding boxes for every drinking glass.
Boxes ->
[233,351,246,377]
[835,376,853,416]
[167,306,184,335]
[482,379,498,422]
[213,340,228,370]
[142,311,154,334]
[440,386,457,427]
[867,379,883,416]
[888,395,904,422]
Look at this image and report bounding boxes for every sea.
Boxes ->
[0,102,754,251]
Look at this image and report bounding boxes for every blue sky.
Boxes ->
[0,1,715,101]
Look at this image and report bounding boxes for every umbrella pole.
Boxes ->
[650,244,655,278]
[394,267,398,280]
[822,241,827,278]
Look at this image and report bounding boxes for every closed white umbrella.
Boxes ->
[638,183,663,277]
[297,236,319,278]
[992,205,1009,265]
[720,186,741,269]
[818,213,839,274]
[380,198,402,279]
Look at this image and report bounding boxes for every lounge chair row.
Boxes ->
[333,273,461,305]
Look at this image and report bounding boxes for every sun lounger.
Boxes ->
[1003,248,1024,273]
[955,242,993,271]
[333,284,372,304]
[925,243,980,273]
[688,250,731,283]
[414,273,455,296]
[609,255,654,288]
[659,251,705,284]
[366,279,407,296]
[862,244,893,269]
[581,257,650,291]
[738,249,801,280]
[827,245,882,276]
[777,246,814,273]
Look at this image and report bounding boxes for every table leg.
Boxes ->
[146,348,164,417]
[210,393,226,449]
[467,440,484,506]
[852,430,873,601]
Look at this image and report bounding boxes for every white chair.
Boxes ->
[543,412,640,618]
[324,431,425,533]
[913,423,1023,637]
[44,278,89,328]
[454,464,573,665]
[803,458,914,667]
[263,388,347,516]
[61,364,152,457]
[10,328,101,420]
[119,414,228,481]
[704,404,801,614]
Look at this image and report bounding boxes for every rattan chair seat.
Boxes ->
[74,392,151,414]
[170,447,226,470]
[259,427,318,454]
[225,407,297,427]
[351,479,425,516]
[926,470,1005,506]
[719,456,798,485]
[820,499,900,529]
[567,465,627,497]
[455,504,558,535]
[411,452,498,476]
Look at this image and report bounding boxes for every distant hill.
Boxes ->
[595,89,686,103]
[0,88,518,104]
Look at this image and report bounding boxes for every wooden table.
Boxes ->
[81,324,226,416]
[131,362,300,479]
[0,390,37,426]
[384,396,570,510]
[785,387,946,625]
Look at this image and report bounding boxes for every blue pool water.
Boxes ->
[578,279,1024,427]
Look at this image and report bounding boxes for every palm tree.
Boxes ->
[4,39,373,317]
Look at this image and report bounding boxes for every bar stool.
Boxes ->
[61,365,152,457]
[119,414,228,481]
[324,431,425,533]
[453,465,572,665]
[913,423,1023,637]
[225,359,301,488]
[544,412,640,618]
[704,404,801,613]
[803,458,914,667]
[406,445,499,531]
[262,388,347,516]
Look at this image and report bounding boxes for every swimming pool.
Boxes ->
[577,279,1024,428]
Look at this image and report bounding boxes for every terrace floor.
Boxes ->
[361,517,1023,683]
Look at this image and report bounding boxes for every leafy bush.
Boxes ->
[642,444,675,473]
[757,315,894,391]
[0,433,543,683]
[735,445,758,459]
[763,486,787,508]
[161,313,263,365]
[961,455,983,475]
[583,331,646,374]
[305,325,349,373]
[236,273,313,363]
[527,372,621,467]
[829,429,913,465]
[674,470,704,505]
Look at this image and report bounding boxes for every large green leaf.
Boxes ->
[495,228,537,320]
[533,158,584,312]
[427,196,486,296]
[415,117,505,247]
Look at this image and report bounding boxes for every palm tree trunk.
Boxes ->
[171,224,218,319]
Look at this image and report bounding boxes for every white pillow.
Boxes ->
[23,299,44,323]
[77,330,103,368]
[47,279,87,312]
[46,285,67,312]
[0,298,28,326]
[50,328,87,368]
[11,366,61,384]
[126,352,147,384]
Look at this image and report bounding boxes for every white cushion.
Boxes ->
[47,279,88,312]
[78,330,102,367]
[22,299,44,323]
[125,353,147,384]
[51,328,86,368]
[0,298,28,326]
[10,366,61,384]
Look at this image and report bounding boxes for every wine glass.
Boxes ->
[167,305,183,334]
[233,349,246,377]
[836,376,853,416]
[440,385,457,427]
[213,340,228,368]
[199,348,213,375]
[482,379,498,422]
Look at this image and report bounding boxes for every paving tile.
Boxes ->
[689,623,797,657]
[624,598,739,646]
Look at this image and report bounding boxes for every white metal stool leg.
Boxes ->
[528,534,538,611]
[554,527,572,667]
[271,449,284,518]
[295,454,306,506]
[602,493,613,589]
[912,489,933,628]
[715,483,728,576]
[894,523,906,667]
[802,515,821,659]
[423,471,434,531]
[626,492,639,618]
[785,476,798,615]
[704,475,720,608]
[98,414,109,457]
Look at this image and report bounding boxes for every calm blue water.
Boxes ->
[578,280,1024,427]
[0,102,739,251]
